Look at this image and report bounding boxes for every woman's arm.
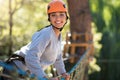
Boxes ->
[25,30,50,78]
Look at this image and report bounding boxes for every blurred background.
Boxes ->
[0,0,120,80]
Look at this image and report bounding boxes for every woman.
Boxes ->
[11,0,70,80]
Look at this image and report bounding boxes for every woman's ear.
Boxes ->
[48,14,50,22]
[48,17,50,21]
[66,16,69,20]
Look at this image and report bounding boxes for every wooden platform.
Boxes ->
[63,32,94,63]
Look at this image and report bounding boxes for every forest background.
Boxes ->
[0,0,120,80]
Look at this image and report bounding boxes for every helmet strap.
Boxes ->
[51,21,67,31]
[51,25,62,31]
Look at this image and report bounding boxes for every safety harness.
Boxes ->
[6,54,25,64]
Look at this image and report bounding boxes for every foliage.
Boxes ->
[89,0,120,80]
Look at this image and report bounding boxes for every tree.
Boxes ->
[67,0,92,33]
[8,0,24,56]
[0,0,50,56]
[67,0,93,80]
[67,0,93,55]
[89,0,120,80]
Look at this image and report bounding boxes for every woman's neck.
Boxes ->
[53,27,61,37]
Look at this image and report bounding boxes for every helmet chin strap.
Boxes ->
[52,25,63,31]
[51,21,67,31]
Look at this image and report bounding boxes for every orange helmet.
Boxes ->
[47,0,67,14]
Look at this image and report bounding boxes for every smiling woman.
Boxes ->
[49,12,67,32]
[1,0,70,80]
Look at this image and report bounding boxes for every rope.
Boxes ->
[55,48,90,80]
[68,48,90,74]
[0,48,90,80]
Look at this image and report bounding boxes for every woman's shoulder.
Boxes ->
[38,25,52,33]
[32,25,52,40]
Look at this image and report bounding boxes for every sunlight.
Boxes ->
[103,7,112,26]
[0,0,6,10]
[112,0,120,8]
[0,0,3,4]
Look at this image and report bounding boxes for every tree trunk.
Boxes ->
[67,0,93,56]
[8,0,24,56]
[67,0,92,33]
[8,0,13,56]
[67,0,93,80]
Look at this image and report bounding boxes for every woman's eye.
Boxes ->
[60,14,65,17]
[51,14,56,17]
[50,13,66,18]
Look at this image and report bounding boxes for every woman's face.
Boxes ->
[49,12,67,29]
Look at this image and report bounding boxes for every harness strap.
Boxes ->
[6,54,25,64]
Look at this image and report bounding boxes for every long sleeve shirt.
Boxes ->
[14,25,66,78]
